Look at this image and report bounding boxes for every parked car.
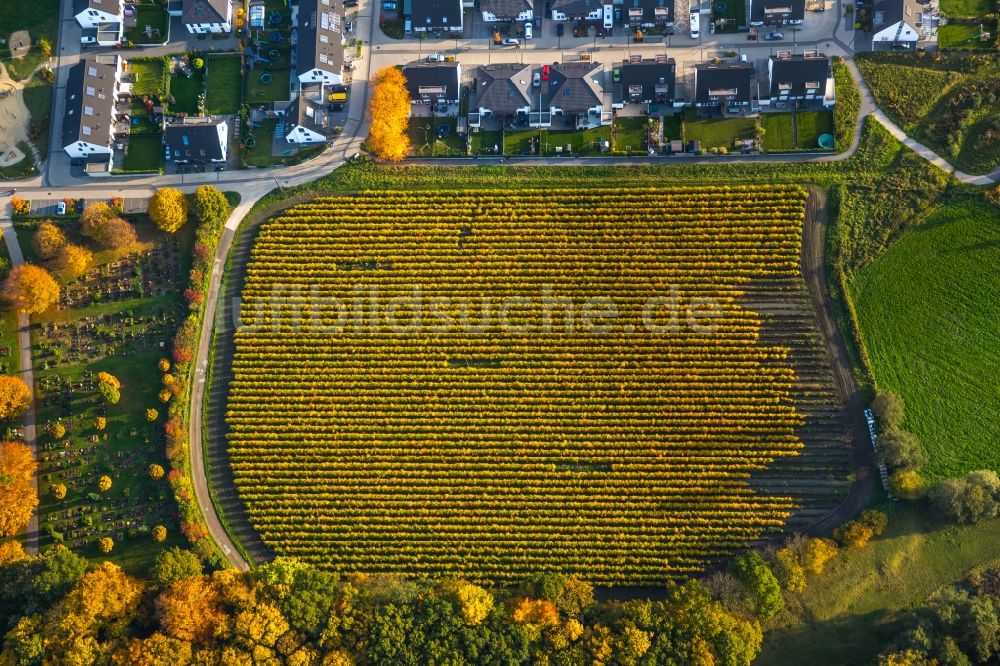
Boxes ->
[344,0,358,6]
[556,23,564,37]
[764,30,784,39]
[382,1,397,9]
[501,37,520,46]
[542,64,550,80]
[524,21,532,39]
[427,53,445,62]
[533,72,541,87]
[56,201,67,215]
[81,35,97,46]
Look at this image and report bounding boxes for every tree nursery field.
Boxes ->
[225,186,849,584]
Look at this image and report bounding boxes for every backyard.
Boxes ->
[613,117,648,153]
[124,2,170,45]
[938,21,996,49]
[762,113,795,150]
[761,110,833,151]
[128,58,167,98]
[169,69,205,115]
[408,118,466,156]
[711,0,747,30]
[683,109,755,149]
[939,0,992,16]
[504,126,612,156]
[0,0,59,79]
[205,55,243,114]
[121,134,164,172]
[244,63,291,106]
[241,118,278,167]
[470,129,502,155]
[796,109,834,149]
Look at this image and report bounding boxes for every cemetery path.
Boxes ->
[0,217,39,556]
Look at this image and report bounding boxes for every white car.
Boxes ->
[524,22,533,39]
[427,53,445,62]
[533,72,541,87]
[501,37,520,46]
[56,201,67,215]
[690,11,700,38]
[81,35,97,46]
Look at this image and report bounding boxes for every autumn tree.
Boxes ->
[149,464,165,480]
[98,536,114,553]
[95,416,106,431]
[367,67,411,162]
[880,428,927,470]
[32,222,67,259]
[51,483,67,500]
[873,391,905,432]
[0,539,27,567]
[57,244,93,280]
[150,547,203,589]
[149,188,190,233]
[890,469,926,500]
[158,358,171,373]
[152,525,167,542]
[80,201,115,237]
[834,520,874,548]
[97,371,121,405]
[3,264,60,314]
[49,422,66,439]
[452,582,494,625]
[98,475,112,492]
[156,574,227,643]
[0,440,38,537]
[96,217,138,249]
[801,538,838,575]
[0,375,32,420]
[192,186,230,228]
[116,633,194,666]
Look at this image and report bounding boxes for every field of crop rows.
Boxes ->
[226,186,844,584]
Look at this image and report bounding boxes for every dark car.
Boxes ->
[764,30,784,40]
[344,0,358,5]
[556,23,564,37]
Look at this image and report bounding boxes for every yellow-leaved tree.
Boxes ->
[0,375,32,421]
[33,221,67,259]
[367,67,411,162]
[57,244,94,280]
[155,575,228,644]
[148,188,190,233]
[3,264,60,314]
[0,440,39,537]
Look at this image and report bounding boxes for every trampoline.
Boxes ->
[245,135,257,148]
[268,10,283,24]
[714,2,727,11]
[437,123,451,137]
[259,72,273,83]
[268,48,280,59]
[817,133,834,150]
[269,30,283,42]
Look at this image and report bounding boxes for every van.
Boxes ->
[603,4,614,29]
[404,18,412,33]
[689,11,700,38]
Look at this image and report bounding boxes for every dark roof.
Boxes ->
[475,63,532,115]
[297,0,345,76]
[62,59,118,148]
[547,62,604,112]
[182,0,229,24]
[694,63,753,104]
[750,0,804,23]
[165,119,226,161]
[768,53,830,97]
[619,59,676,103]
[480,0,533,17]
[286,86,335,138]
[623,0,674,24]
[410,0,463,27]
[402,63,460,101]
[74,0,123,15]
[873,0,923,32]
[551,0,602,17]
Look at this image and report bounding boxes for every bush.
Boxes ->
[731,552,785,620]
[98,537,114,553]
[930,470,1000,524]
[880,428,927,470]
[890,469,926,499]
[873,391,905,431]
[834,520,875,548]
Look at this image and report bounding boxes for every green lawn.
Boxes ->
[129,59,167,98]
[169,71,205,115]
[22,74,53,158]
[244,66,290,106]
[0,0,58,77]
[470,129,502,155]
[661,113,682,141]
[613,117,648,153]
[762,113,795,151]
[122,134,164,172]
[940,0,992,16]
[124,3,170,44]
[3,49,47,81]
[683,109,755,149]
[938,22,995,49]
[796,110,834,149]
[711,0,746,30]
[505,126,612,156]
[849,198,1000,478]
[241,118,278,167]
[0,142,36,180]
[0,243,19,376]
[408,118,466,156]
[206,55,243,114]
[759,502,1000,666]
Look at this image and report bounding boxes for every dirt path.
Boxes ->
[800,187,877,536]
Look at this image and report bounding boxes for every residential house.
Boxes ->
[481,0,533,21]
[550,0,605,22]
[871,0,930,50]
[182,0,233,33]
[749,0,804,26]
[623,0,673,29]
[296,0,346,86]
[165,117,229,164]
[693,62,754,114]
[547,62,611,128]
[469,63,532,128]
[284,93,336,144]
[402,62,461,112]
[74,0,124,45]
[62,57,127,174]
[763,51,834,108]
[409,0,464,32]
[615,57,676,108]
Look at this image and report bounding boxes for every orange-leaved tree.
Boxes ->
[367,67,411,162]
[0,440,39,537]
[149,188,190,233]
[4,264,60,314]
[0,375,32,421]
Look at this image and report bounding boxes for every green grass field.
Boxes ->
[129,59,166,98]
[938,22,995,49]
[940,0,992,16]
[850,198,1000,478]
[124,3,170,44]
[762,113,795,151]
[122,134,164,172]
[683,110,755,149]
[504,126,612,156]
[0,242,19,377]
[796,110,834,149]
[244,66,290,106]
[470,129,502,155]
[0,0,58,75]
[205,55,243,114]
[759,502,1000,666]
[168,72,205,115]
[241,118,278,167]
[613,117,648,153]
[21,74,53,158]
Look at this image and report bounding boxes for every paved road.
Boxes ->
[0,219,39,555]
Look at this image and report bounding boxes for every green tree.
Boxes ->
[256,557,337,638]
[191,186,230,228]
[880,428,927,470]
[873,391,905,431]
[150,547,203,589]
[0,545,89,618]
[730,552,784,621]
[931,470,1000,524]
